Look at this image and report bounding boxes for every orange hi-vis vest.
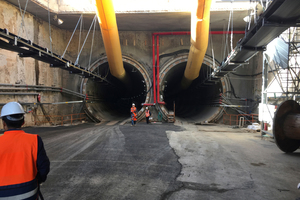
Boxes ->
[131,107,136,113]
[0,130,38,186]
[131,112,137,121]
[145,110,150,117]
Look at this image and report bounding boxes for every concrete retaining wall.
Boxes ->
[0,0,261,127]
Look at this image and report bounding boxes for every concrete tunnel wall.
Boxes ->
[0,0,261,126]
[81,55,152,121]
[159,54,225,122]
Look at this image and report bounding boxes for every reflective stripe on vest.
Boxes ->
[0,186,37,200]
[0,130,38,186]
[0,179,38,200]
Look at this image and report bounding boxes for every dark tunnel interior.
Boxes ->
[162,62,222,121]
[85,60,222,121]
[86,62,147,120]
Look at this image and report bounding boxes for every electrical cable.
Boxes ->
[230,69,278,77]
[88,15,97,69]
[17,0,29,40]
[75,15,97,65]
[230,1,234,52]
[224,8,232,59]
[231,72,262,77]
[47,0,52,55]
[159,49,189,59]
[209,25,216,69]
[78,14,83,57]
[62,15,82,58]
[227,75,240,99]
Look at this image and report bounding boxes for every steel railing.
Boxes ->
[223,114,258,126]
[34,113,86,126]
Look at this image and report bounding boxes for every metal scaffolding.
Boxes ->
[261,27,300,136]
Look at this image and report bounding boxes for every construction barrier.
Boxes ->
[223,114,258,126]
[34,113,86,126]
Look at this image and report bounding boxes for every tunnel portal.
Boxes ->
[81,56,151,121]
[159,54,226,122]
[81,54,227,122]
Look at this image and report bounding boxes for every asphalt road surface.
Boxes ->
[23,121,300,200]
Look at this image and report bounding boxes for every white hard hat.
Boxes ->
[1,102,25,118]
[132,103,135,106]
[146,107,148,109]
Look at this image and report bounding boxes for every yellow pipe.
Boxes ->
[181,0,212,89]
[95,0,126,80]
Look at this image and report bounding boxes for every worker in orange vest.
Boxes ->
[131,112,137,126]
[130,103,137,126]
[0,102,50,200]
[145,107,151,124]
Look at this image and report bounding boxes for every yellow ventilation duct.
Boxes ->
[95,0,126,80]
[181,0,212,89]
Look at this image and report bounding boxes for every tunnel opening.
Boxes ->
[160,54,224,122]
[81,56,151,121]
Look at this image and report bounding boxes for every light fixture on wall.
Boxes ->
[243,16,250,23]
[53,15,64,25]
[57,18,64,25]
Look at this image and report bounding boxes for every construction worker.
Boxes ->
[145,107,151,124]
[130,103,137,126]
[131,112,137,126]
[0,102,50,200]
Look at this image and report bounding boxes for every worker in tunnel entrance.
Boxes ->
[145,107,151,124]
[0,102,50,200]
[130,103,137,126]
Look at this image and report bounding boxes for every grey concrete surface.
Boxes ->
[24,121,300,200]
[167,121,300,200]
[26,123,183,200]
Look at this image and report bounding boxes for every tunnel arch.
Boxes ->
[80,55,152,122]
[158,53,229,122]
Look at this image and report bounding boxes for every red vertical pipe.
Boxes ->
[156,35,160,103]
[150,31,245,105]
[152,34,156,103]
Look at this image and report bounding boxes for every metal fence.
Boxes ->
[223,114,258,126]
[34,113,86,126]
